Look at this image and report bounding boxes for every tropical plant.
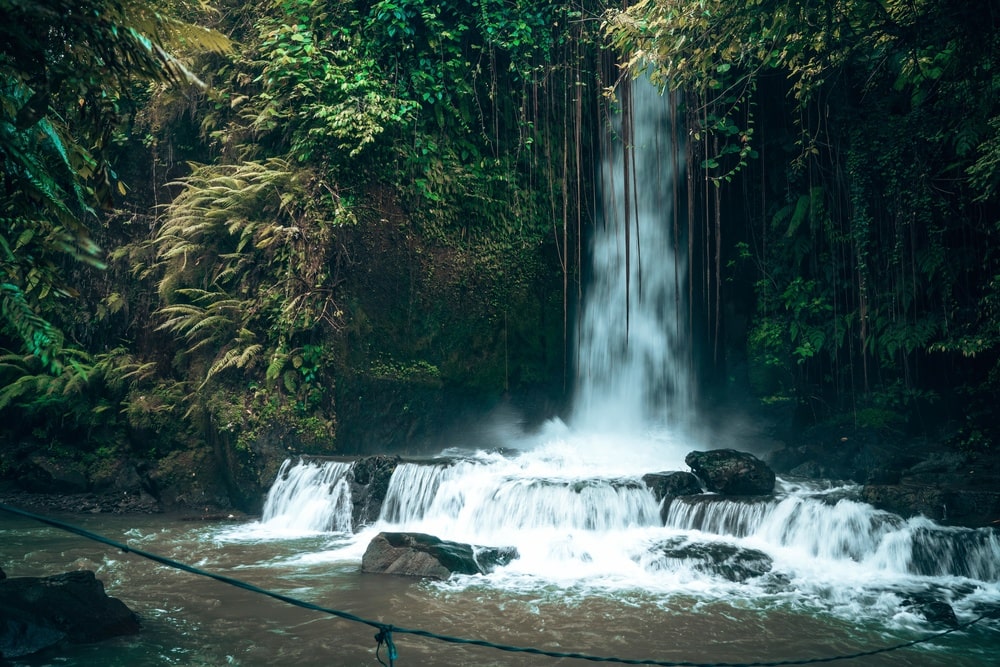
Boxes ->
[0,345,158,442]
[0,0,232,372]
[150,158,347,425]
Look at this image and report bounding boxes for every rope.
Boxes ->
[0,502,989,667]
[375,625,398,667]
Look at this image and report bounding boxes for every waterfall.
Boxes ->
[573,75,689,431]
[258,458,354,534]
[244,72,1000,633]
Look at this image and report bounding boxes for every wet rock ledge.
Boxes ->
[768,428,1000,527]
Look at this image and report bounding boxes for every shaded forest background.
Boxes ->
[1,0,998,509]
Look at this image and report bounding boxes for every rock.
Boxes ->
[650,538,773,582]
[862,484,1000,527]
[149,447,231,513]
[861,484,949,522]
[788,461,822,478]
[88,458,157,499]
[361,532,518,580]
[770,425,1000,528]
[0,491,161,515]
[942,489,1000,527]
[685,449,775,495]
[642,471,703,500]
[21,456,88,494]
[349,455,401,528]
[641,471,703,522]
[0,570,140,658]
[902,596,959,628]
[767,426,915,483]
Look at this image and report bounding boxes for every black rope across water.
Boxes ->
[0,502,988,667]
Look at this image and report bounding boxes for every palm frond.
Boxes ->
[0,282,63,372]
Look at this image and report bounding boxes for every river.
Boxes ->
[2,425,998,666]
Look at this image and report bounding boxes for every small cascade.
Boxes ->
[664,491,1000,582]
[259,458,354,534]
[258,456,1000,590]
[380,461,661,539]
[904,521,1000,580]
[379,460,463,524]
[664,496,773,538]
[245,453,1000,635]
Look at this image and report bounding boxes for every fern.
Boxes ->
[201,338,262,389]
[149,156,350,406]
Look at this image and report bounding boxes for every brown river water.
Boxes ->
[2,494,997,667]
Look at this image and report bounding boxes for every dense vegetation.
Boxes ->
[0,0,997,504]
[0,0,607,498]
[609,0,1000,445]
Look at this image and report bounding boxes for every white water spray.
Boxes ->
[257,459,353,535]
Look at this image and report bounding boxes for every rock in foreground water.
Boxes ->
[651,537,774,582]
[0,569,140,658]
[361,532,518,580]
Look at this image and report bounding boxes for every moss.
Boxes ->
[206,386,337,456]
[151,446,229,508]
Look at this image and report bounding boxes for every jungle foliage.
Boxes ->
[1,0,999,480]
[0,0,233,468]
[0,0,230,371]
[139,0,608,453]
[0,0,607,464]
[608,0,1000,443]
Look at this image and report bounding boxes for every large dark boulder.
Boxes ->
[650,538,773,582]
[349,455,401,528]
[685,449,776,495]
[641,471,703,523]
[361,532,518,580]
[0,570,140,658]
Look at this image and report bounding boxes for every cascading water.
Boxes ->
[253,454,1000,625]
[257,458,354,535]
[573,75,689,431]
[235,74,1000,658]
